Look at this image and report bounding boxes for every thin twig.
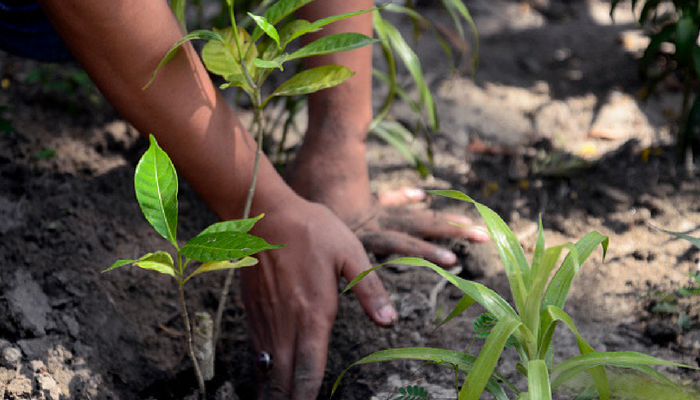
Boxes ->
[179,283,206,399]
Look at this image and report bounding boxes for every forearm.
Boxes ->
[38,0,297,220]
[298,0,374,146]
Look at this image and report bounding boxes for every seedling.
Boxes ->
[335,190,697,400]
[104,135,282,398]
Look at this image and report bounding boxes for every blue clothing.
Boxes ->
[0,0,72,62]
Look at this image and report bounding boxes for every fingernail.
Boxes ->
[404,187,425,200]
[377,304,397,324]
[436,249,457,265]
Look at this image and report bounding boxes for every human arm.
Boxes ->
[36,0,396,398]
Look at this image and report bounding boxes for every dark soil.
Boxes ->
[2,0,700,399]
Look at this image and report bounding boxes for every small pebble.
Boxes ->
[1,346,22,368]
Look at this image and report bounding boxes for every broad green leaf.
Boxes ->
[181,231,283,262]
[375,11,438,131]
[430,190,530,316]
[184,256,258,283]
[265,65,354,104]
[248,13,280,49]
[277,20,317,49]
[551,351,693,391]
[135,135,178,248]
[287,33,379,61]
[281,7,377,47]
[103,259,136,273]
[656,227,700,249]
[201,26,258,86]
[528,360,552,400]
[144,30,226,89]
[198,214,264,236]
[543,231,608,310]
[254,56,287,70]
[371,120,430,177]
[459,316,522,400]
[132,251,177,278]
[331,347,512,400]
[252,0,315,42]
[434,294,476,330]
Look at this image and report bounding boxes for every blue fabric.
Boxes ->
[0,0,72,62]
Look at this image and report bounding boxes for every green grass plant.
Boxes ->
[334,190,696,400]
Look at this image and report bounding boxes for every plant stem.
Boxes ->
[213,95,266,345]
[179,281,206,399]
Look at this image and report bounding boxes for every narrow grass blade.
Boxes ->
[143,30,227,89]
[430,190,530,316]
[331,347,511,400]
[287,33,379,61]
[528,359,552,400]
[371,120,430,177]
[135,135,179,248]
[439,0,479,72]
[434,294,476,330]
[542,231,608,310]
[383,4,453,61]
[344,257,519,321]
[551,351,694,392]
[375,11,438,131]
[181,232,283,262]
[656,227,700,249]
[459,316,522,400]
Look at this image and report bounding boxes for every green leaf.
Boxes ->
[429,190,530,317]
[528,360,552,400]
[639,25,675,76]
[439,0,479,73]
[265,65,354,104]
[344,257,520,322]
[254,54,288,70]
[434,294,475,329]
[102,259,136,273]
[542,231,608,310]
[144,30,226,89]
[248,13,280,49]
[170,0,187,31]
[460,316,523,400]
[656,227,700,249]
[675,15,698,65]
[287,33,379,61]
[181,231,283,262]
[198,214,264,236]
[184,256,258,283]
[383,4,453,62]
[371,120,430,177]
[251,0,314,43]
[331,347,511,400]
[132,251,177,278]
[201,26,258,88]
[375,11,438,131]
[551,351,694,392]
[281,7,377,47]
[370,18,398,129]
[135,135,178,248]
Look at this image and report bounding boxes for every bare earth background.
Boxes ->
[1,0,700,399]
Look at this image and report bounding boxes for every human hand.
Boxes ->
[349,187,491,267]
[240,198,396,399]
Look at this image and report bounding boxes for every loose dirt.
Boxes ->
[1,0,700,399]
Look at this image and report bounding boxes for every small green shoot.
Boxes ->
[395,385,430,400]
[334,190,697,400]
[104,135,282,398]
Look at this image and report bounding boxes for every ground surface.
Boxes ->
[1,0,700,399]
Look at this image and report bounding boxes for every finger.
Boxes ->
[360,230,459,267]
[376,186,426,206]
[341,243,397,326]
[291,313,333,400]
[378,208,490,242]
